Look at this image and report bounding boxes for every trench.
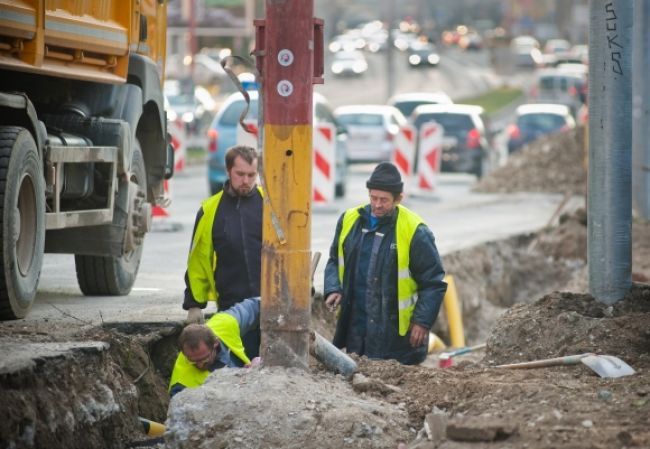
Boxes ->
[0,221,586,449]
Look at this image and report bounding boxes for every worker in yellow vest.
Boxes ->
[183,145,263,361]
[169,297,261,396]
[324,162,447,365]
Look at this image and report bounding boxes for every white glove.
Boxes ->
[185,307,205,325]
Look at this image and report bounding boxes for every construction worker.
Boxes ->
[169,297,261,397]
[183,145,263,360]
[323,162,447,365]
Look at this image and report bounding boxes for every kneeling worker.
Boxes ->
[169,297,261,397]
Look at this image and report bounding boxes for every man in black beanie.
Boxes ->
[323,162,447,365]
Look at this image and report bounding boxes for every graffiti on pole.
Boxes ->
[605,2,624,75]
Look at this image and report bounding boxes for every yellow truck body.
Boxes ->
[0,0,166,83]
[0,0,171,319]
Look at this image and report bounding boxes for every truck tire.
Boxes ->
[75,144,147,295]
[0,127,45,319]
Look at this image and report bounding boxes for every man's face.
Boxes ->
[183,340,218,370]
[228,155,258,196]
[369,189,401,217]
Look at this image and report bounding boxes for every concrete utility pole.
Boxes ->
[587,1,633,304]
[254,0,324,368]
[384,0,395,101]
[633,0,650,219]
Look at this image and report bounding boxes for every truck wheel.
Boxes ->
[0,127,45,319]
[75,144,148,295]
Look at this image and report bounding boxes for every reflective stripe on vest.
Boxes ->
[168,312,250,392]
[186,187,263,305]
[337,205,423,336]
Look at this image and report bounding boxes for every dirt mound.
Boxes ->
[485,284,650,365]
[165,366,411,449]
[475,127,587,195]
[351,283,650,449]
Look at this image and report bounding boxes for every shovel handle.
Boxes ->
[440,343,487,359]
[495,353,594,369]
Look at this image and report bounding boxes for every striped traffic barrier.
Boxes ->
[416,121,443,194]
[168,118,186,173]
[312,123,336,205]
[392,124,416,194]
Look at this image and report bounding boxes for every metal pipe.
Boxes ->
[310,331,357,378]
[633,0,650,219]
[587,1,633,304]
[259,0,315,368]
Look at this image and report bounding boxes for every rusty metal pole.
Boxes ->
[254,0,323,368]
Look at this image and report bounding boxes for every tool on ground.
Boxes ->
[438,343,486,368]
[495,353,635,378]
[138,417,165,437]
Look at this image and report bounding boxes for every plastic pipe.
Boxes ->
[443,275,465,348]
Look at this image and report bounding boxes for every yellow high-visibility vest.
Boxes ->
[168,313,251,391]
[337,205,423,336]
[186,187,263,305]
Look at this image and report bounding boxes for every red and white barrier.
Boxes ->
[236,120,258,149]
[312,123,336,204]
[392,124,416,194]
[152,178,171,218]
[168,118,186,173]
[416,121,443,192]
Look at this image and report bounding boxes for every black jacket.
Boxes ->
[183,182,263,311]
[324,204,447,364]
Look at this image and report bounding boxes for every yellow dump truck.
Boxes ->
[0,1,171,318]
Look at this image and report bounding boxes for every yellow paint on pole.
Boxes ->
[443,275,465,348]
[260,124,312,368]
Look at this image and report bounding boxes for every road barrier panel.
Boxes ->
[236,120,258,149]
[415,121,443,195]
[392,124,416,195]
[312,123,336,206]
[169,118,186,173]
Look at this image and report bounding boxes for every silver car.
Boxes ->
[334,105,407,163]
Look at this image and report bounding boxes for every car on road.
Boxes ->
[407,41,440,67]
[330,50,368,77]
[387,92,453,121]
[206,90,349,197]
[506,103,576,154]
[164,79,207,136]
[334,105,407,163]
[411,104,490,177]
[529,68,587,116]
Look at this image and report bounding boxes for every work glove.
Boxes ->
[185,307,205,325]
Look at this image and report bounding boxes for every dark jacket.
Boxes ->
[183,182,263,311]
[324,204,447,365]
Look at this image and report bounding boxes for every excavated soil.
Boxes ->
[2,128,649,449]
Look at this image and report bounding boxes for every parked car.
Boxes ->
[334,105,407,163]
[387,92,453,121]
[330,50,368,77]
[206,90,348,197]
[506,103,576,154]
[411,104,490,177]
[407,41,440,67]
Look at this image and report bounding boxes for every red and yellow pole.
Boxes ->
[255,0,323,368]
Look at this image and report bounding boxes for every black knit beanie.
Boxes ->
[366,162,403,193]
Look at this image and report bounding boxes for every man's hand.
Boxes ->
[185,307,205,325]
[324,292,342,312]
[409,323,429,347]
